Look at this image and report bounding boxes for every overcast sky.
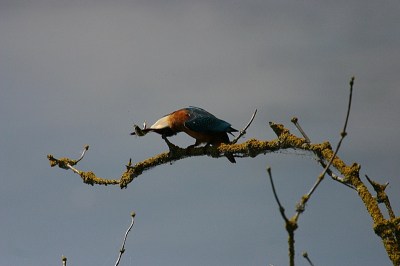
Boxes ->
[1,1,400,265]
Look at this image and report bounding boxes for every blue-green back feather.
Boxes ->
[183,107,237,133]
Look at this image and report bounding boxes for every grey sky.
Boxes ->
[1,1,400,265]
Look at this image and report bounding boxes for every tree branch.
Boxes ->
[47,77,399,264]
[302,252,314,266]
[231,109,257,144]
[115,212,136,266]
[267,167,297,266]
[290,77,356,190]
[306,77,353,197]
[266,77,399,265]
[46,123,366,190]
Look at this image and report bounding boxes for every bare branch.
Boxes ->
[292,77,356,224]
[365,175,400,251]
[115,212,136,266]
[267,167,297,266]
[231,109,257,144]
[47,146,120,186]
[343,76,355,136]
[307,77,355,196]
[291,117,311,143]
[291,104,356,190]
[291,78,356,193]
[76,145,89,163]
[47,145,89,170]
[268,77,362,265]
[47,123,357,189]
[267,167,288,223]
[302,252,314,266]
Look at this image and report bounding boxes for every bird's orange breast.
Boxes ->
[168,109,190,133]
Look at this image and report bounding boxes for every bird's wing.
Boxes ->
[183,107,232,133]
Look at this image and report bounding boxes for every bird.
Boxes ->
[131,106,238,163]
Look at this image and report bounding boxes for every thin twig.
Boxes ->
[267,167,288,223]
[291,76,355,190]
[291,117,311,143]
[231,109,257,144]
[306,77,354,198]
[342,77,355,136]
[115,212,136,266]
[302,252,314,266]
[76,145,89,163]
[267,167,297,266]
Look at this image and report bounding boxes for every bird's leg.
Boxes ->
[203,143,211,153]
[162,134,178,151]
[162,134,183,159]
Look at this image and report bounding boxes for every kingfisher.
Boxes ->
[131,106,237,163]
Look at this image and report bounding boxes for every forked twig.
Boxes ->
[47,145,89,174]
[365,175,395,220]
